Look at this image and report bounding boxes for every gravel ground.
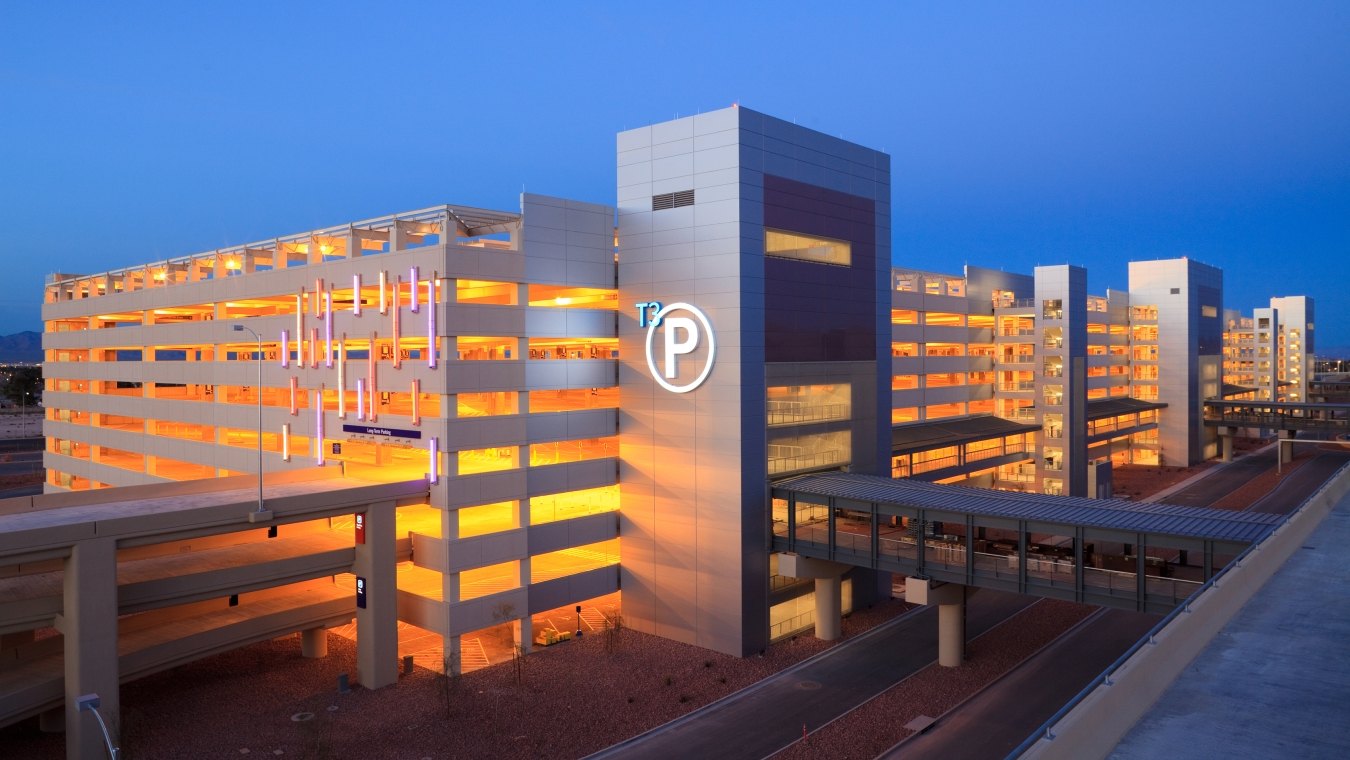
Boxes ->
[770,599,1094,760]
[1112,462,1214,500]
[0,599,913,760]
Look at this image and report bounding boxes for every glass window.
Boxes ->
[765,228,851,266]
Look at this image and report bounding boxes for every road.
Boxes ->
[588,592,1034,760]
[879,608,1159,760]
[1249,450,1350,514]
[872,448,1347,760]
[1161,450,1276,507]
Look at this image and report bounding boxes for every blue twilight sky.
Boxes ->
[3,1,1349,352]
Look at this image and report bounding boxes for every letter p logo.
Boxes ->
[644,303,716,393]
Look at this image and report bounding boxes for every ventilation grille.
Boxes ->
[652,189,695,210]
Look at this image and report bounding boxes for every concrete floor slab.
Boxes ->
[1112,483,1350,759]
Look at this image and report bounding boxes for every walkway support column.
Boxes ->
[1218,426,1234,463]
[354,500,398,689]
[301,627,328,658]
[814,576,843,641]
[776,554,849,642]
[59,537,119,760]
[1278,430,1295,464]
[905,577,967,667]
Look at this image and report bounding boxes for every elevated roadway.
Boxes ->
[0,468,428,758]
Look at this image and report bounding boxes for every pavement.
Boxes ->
[1112,458,1350,759]
[587,591,1034,760]
[881,608,1159,760]
[1149,446,1277,506]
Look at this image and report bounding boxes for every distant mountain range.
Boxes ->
[0,332,42,363]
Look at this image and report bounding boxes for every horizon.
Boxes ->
[4,2,1348,348]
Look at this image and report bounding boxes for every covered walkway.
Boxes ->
[772,473,1280,614]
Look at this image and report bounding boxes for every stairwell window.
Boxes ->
[765,228,851,266]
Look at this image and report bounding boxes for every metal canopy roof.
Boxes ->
[773,472,1282,543]
[892,415,1039,454]
[1085,397,1168,420]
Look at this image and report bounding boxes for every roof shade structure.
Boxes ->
[891,415,1040,455]
[771,472,1283,613]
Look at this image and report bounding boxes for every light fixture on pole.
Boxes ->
[233,324,270,520]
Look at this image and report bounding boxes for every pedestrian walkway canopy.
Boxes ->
[771,473,1283,613]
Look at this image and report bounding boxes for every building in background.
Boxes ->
[39,106,1316,661]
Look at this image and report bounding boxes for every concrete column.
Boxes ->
[814,576,843,641]
[301,627,328,658]
[1279,431,1295,464]
[443,634,462,677]
[59,537,119,760]
[938,597,966,667]
[1220,429,1234,463]
[904,577,967,668]
[513,618,532,655]
[776,553,849,642]
[354,501,398,689]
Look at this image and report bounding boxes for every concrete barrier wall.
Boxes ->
[1021,462,1350,760]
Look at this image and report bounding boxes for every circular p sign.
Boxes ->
[644,302,716,394]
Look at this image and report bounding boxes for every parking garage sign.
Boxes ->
[637,301,716,394]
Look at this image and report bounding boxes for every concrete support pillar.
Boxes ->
[301,627,328,658]
[904,577,967,668]
[1278,430,1295,464]
[59,537,119,760]
[1220,430,1234,463]
[513,617,532,655]
[938,598,966,667]
[814,575,843,641]
[354,501,398,689]
[776,553,850,642]
[443,634,462,676]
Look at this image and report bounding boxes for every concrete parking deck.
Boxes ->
[1111,474,1350,759]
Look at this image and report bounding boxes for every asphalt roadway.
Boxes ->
[874,448,1349,759]
[879,608,1160,760]
[587,592,1035,760]
[589,448,1347,760]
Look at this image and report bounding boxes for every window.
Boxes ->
[765,228,851,266]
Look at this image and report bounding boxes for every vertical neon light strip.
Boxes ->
[352,273,362,316]
[289,376,298,415]
[392,280,401,369]
[296,291,304,366]
[280,329,289,368]
[315,389,325,465]
[428,437,439,484]
[325,289,334,368]
[357,378,366,420]
[411,379,420,425]
[282,423,290,461]
[337,336,346,418]
[310,327,319,368]
[379,271,387,314]
[428,275,437,369]
[314,278,324,317]
[368,331,377,422]
[410,266,420,313]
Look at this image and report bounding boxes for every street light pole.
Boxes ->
[233,324,265,514]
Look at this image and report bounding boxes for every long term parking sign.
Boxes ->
[637,301,716,394]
